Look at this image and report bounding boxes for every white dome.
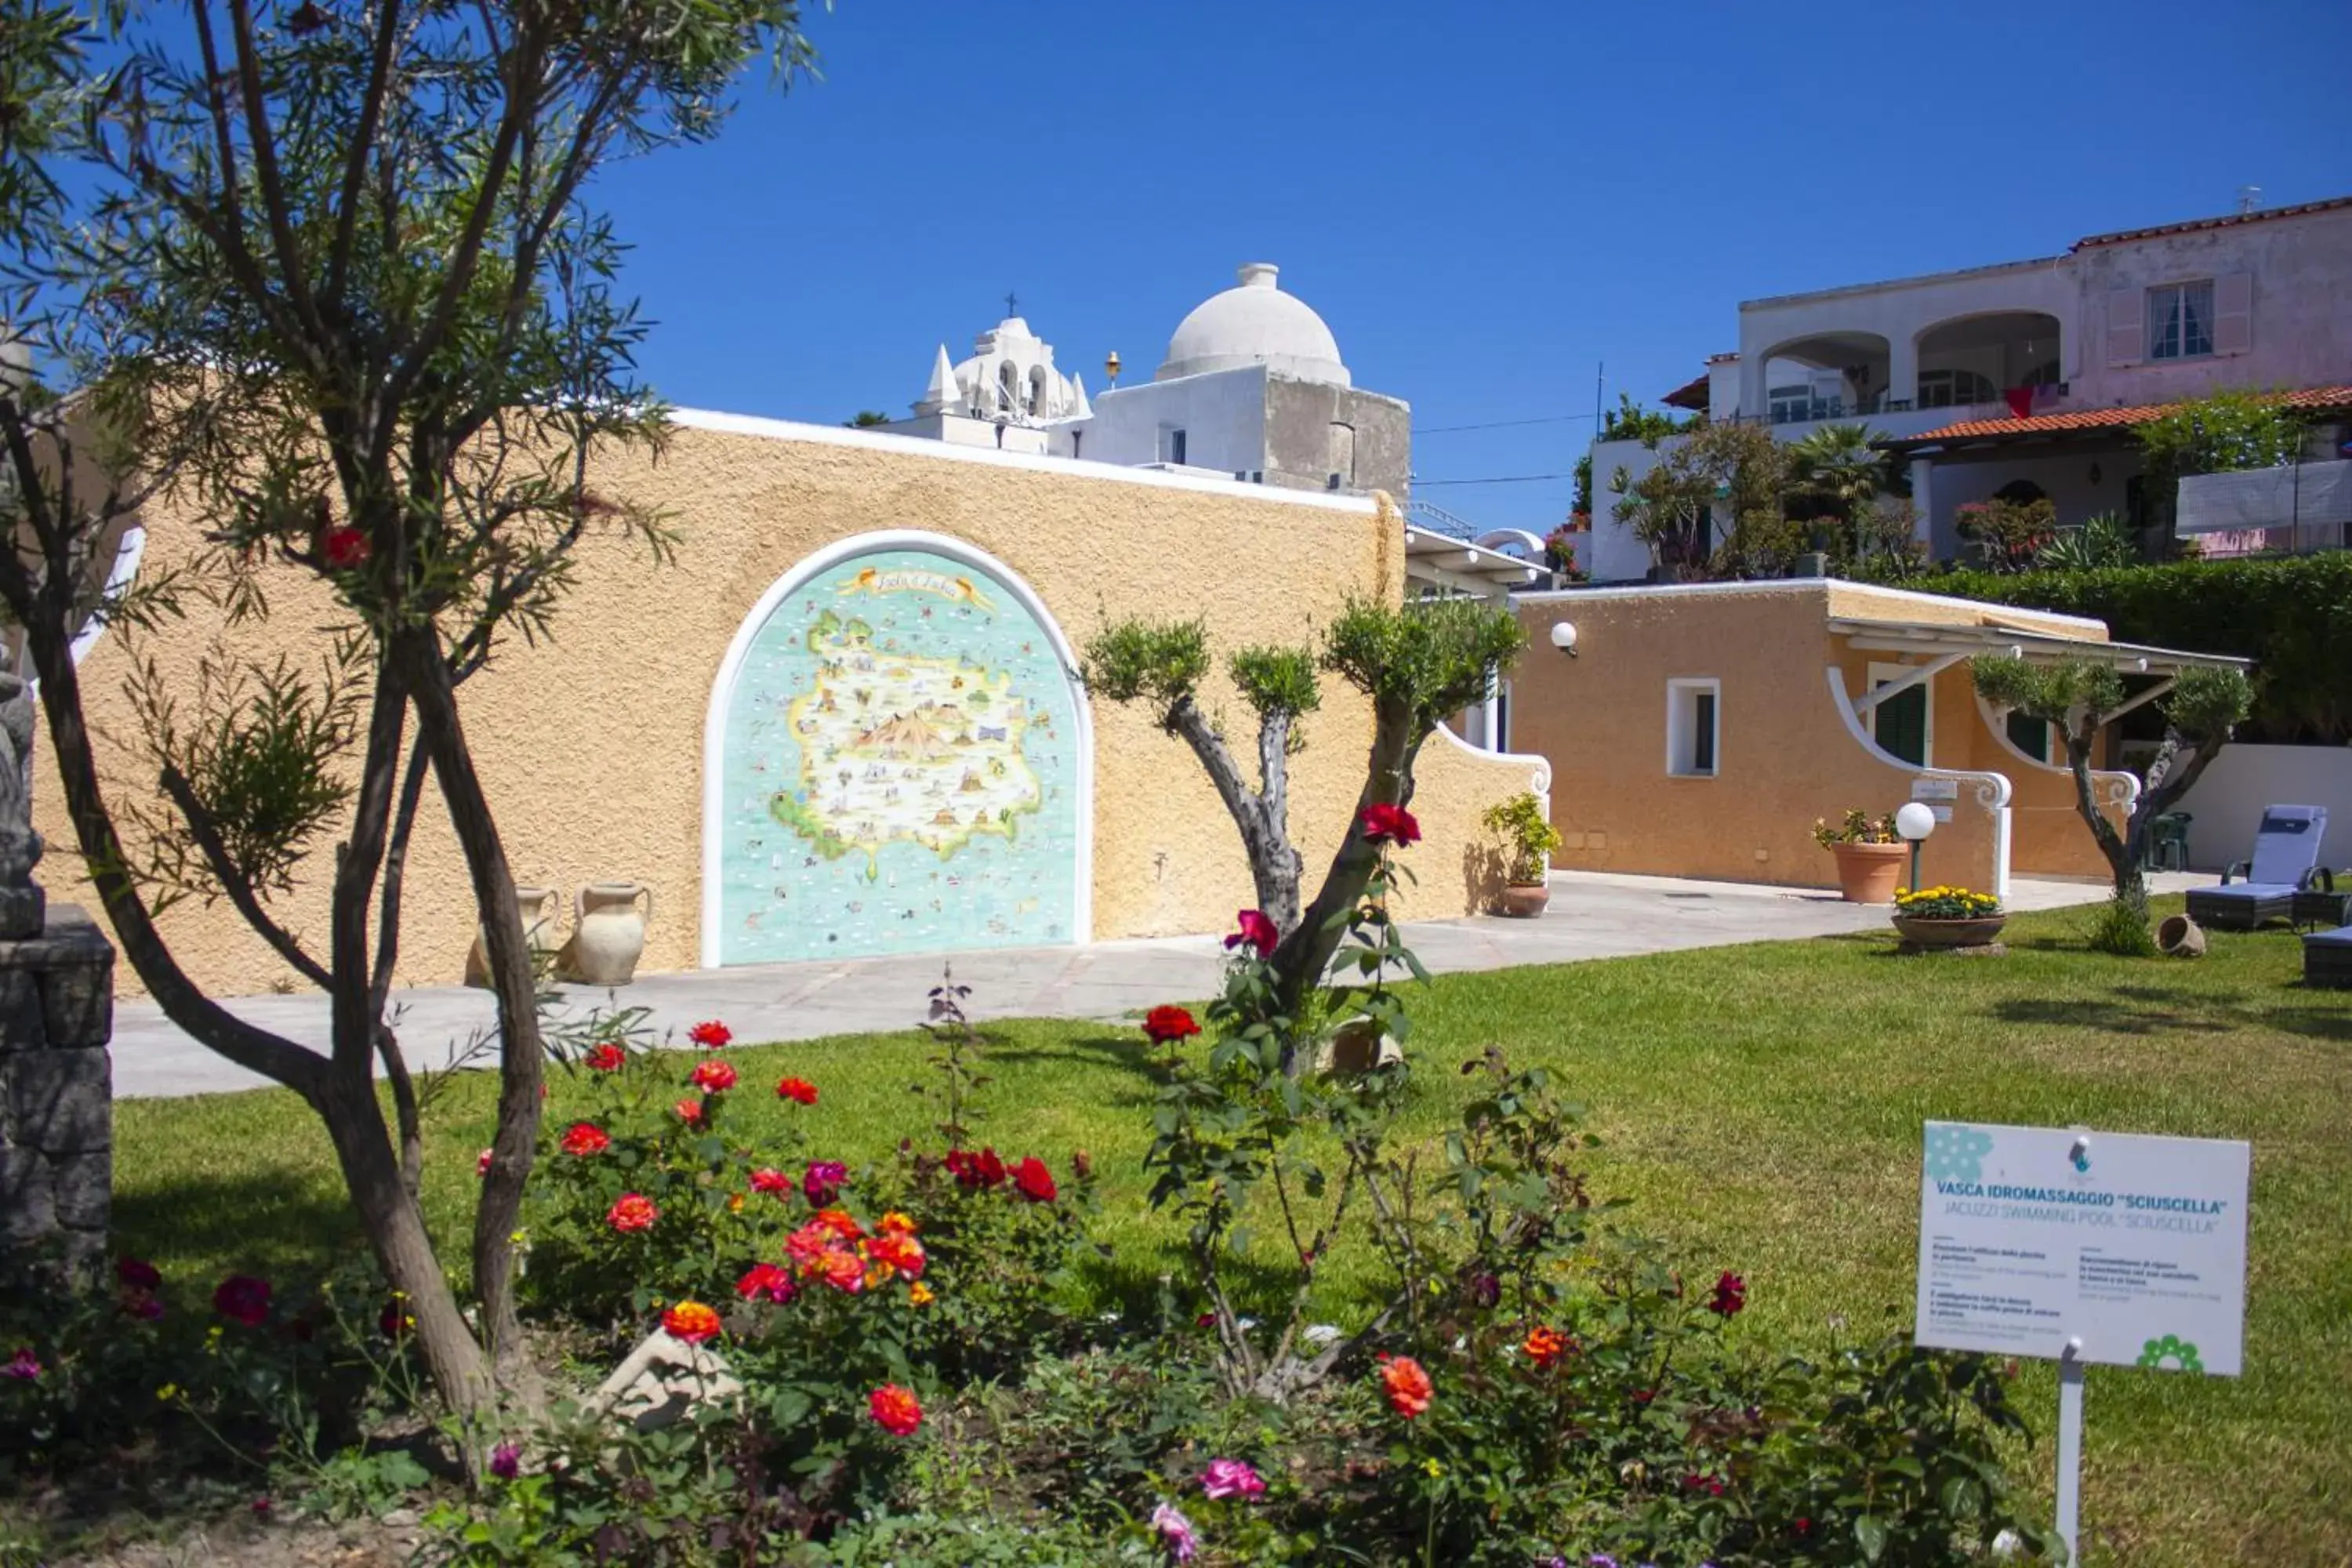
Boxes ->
[1157,263,1350,386]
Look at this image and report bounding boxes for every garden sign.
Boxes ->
[1913,1121,2249,1560]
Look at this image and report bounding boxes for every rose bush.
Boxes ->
[437,848,2056,1563]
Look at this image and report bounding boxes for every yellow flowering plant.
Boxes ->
[1813,808,1898,848]
[1894,885,2003,920]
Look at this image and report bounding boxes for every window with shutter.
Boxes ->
[2106,288,2144,366]
[2212,272,2253,355]
[1867,663,1933,768]
[2148,281,2216,361]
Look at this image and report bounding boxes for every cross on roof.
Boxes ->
[1004,290,1018,318]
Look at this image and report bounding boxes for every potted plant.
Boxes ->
[1892,885,2007,949]
[1813,808,1907,903]
[1483,791,1563,917]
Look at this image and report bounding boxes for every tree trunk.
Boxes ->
[1269,697,1420,1026]
[316,1068,495,1420]
[1167,695,1301,935]
[20,603,499,1420]
[394,631,543,1384]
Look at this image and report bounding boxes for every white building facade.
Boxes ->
[887,263,1412,499]
[1589,197,2352,582]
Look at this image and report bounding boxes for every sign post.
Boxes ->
[1913,1123,2249,1562]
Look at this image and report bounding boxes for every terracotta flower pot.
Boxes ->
[1498,883,1551,918]
[1892,914,2009,949]
[1828,841,1908,904]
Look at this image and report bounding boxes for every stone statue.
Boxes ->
[0,643,45,938]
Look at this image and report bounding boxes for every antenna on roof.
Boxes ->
[2236,185,2262,215]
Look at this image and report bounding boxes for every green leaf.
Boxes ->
[1855,1515,1889,1561]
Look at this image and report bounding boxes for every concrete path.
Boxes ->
[107,869,2201,1099]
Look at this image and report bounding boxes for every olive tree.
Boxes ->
[0,0,815,1421]
[1081,619,1319,934]
[1971,654,2252,934]
[1086,591,1524,1022]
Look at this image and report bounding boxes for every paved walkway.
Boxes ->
[107,869,2203,1099]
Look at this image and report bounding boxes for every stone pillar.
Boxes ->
[0,904,117,1282]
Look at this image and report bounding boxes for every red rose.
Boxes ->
[476,1148,494,1178]
[736,1262,796,1303]
[691,1059,738,1094]
[869,1384,923,1436]
[1224,909,1279,958]
[750,1167,792,1195]
[776,1076,818,1105]
[212,1275,273,1327]
[118,1257,162,1292]
[1707,1270,1747,1318]
[1011,1156,1058,1203]
[322,526,370,569]
[607,1192,658,1232]
[583,1042,626,1073]
[688,1020,732,1049]
[945,1147,1007,1189]
[674,1096,706,1125]
[559,1122,611,1157]
[1143,1005,1201,1045]
[1358,801,1421,847]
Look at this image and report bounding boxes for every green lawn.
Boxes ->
[114,900,2352,1566]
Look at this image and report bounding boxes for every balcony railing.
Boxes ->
[1730,383,2074,430]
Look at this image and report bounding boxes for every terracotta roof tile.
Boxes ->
[2072,195,2352,249]
[1896,385,2352,446]
[1662,372,1711,411]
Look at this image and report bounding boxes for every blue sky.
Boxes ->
[596,0,2351,535]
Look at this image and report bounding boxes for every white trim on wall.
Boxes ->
[67,524,147,668]
[1664,677,1722,778]
[698,528,1096,970]
[670,407,1377,516]
[1825,666,2015,898]
[1512,577,2111,634]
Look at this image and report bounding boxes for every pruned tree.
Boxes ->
[0,0,815,1425]
[1273,596,1523,1015]
[1971,655,2252,930]
[1084,591,1522,1032]
[1082,618,1319,934]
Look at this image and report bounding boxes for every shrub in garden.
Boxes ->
[435,817,2057,1564]
[0,1251,431,1522]
[515,1007,1098,1538]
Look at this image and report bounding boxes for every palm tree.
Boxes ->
[1789,423,1890,560]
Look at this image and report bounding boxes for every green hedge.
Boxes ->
[1915,553,2352,744]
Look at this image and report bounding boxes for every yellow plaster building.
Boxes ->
[36,415,1548,1000]
[1502,580,2245,898]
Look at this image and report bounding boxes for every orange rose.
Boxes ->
[1523,1325,1570,1368]
[607,1193,657,1232]
[869,1383,923,1436]
[1377,1354,1433,1418]
[662,1300,722,1345]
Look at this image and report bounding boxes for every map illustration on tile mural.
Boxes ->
[715,546,1082,965]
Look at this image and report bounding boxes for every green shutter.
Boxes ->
[1875,684,1927,767]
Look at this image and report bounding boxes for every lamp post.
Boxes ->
[1895,801,1936,893]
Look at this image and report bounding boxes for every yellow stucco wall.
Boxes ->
[35,419,1538,999]
[1508,581,2128,896]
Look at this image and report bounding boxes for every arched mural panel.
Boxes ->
[710,542,1083,966]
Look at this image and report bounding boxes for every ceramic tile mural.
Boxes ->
[715,546,1081,965]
